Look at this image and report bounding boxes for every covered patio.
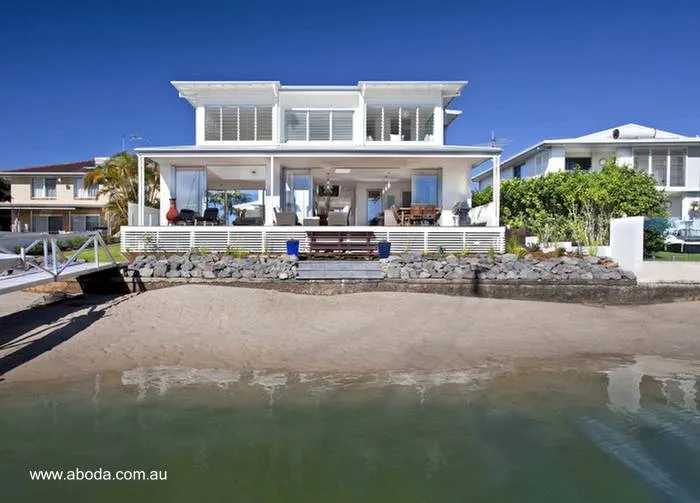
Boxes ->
[123,147,504,253]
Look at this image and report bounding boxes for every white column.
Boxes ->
[264,156,279,225]
[492,155,501,227]
[159,164,173,225]
[666,148,671,187]
[137,154,145,226]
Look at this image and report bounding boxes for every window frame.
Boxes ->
[284,109,355,143]
[633,148,687,188]
[31,177,58,199]
[203,105,273,142]
[365,105,435,142]
[73,176,99,199]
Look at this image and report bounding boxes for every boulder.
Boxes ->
[181,260,194,272]
[165,270,181,278]
[139,267,154,278]
[153,264,167,277]
[278,272,289,280]
[418,270,432,279]
[216,267,232,278]
[190,269,203,278]
[202,270,217,279]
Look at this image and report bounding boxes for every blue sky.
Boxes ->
[1,0,699,171]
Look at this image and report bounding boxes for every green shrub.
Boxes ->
[644,217,669,256]
[225,245,248,258]
[555,247,566,257]
[471,186,493,207]
[498,159,668,245]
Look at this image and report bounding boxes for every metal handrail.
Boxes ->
[17,232,117,281]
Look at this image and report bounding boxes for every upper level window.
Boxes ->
[285,110,353,142]
[204,106,273,141]
[565,157,592,171]
[365,106,434,142]
[634,148,686,187]
[74,177,99,198]
[32,177,57,198]
[513,164,523,179]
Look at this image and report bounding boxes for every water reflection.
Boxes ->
[0,356,698,502]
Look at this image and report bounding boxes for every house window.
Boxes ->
[565,157,592,171]
[534,152,550,174]
[71,215,101,231]
[204,106,273,141]
[513,164,523,179]
[651,149,667,185]
[32,215,63,233]
[32,177,57,199]
[670,150,686,187]
[74,177,99,198]
[284,110,354,142]
[633,149,649,174]
[365,106,434,142]
[634,148,686,187]
[411,171,441,205]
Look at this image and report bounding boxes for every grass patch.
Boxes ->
[74,243,125,263]
[647,251,700,262]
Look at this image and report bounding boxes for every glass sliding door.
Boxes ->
[283,169,314,221]
[411,170,441,206]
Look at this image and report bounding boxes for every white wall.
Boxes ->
[441,165,470,226]
[669,195,683,218]
[610,216,644,272]
[546,147,566,173]
[687,148,700,188]
[159,164,174,225]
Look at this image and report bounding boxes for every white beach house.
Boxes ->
[472,123,700,220]
[123,81,505,253]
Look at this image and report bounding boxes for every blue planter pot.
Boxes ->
[378,241,391,259]
[286,239,300,256]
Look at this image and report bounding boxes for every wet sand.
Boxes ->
[2,285,700,383]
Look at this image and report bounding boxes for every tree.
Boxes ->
[84,152,159,230]
[0,177,9,202]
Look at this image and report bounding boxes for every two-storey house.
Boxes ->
[124,81,505,253]
[472,124,700,220]
[0,158,108,233]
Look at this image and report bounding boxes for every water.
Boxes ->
[1,358,699,502]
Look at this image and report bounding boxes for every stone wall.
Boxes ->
[125,254,298,280]
[125,252,635,284]
[381,252,636,282]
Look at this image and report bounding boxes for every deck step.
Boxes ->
[296,260,384,280]
[296,270,385,280]
[297,261,382,271]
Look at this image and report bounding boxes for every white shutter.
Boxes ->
[205,107,221,141]
[239,107,256,141]
[221,107,238,141]
[331,111,353,140]
[256,107,273,140]
[285,111,307,141]
[309,111,330,141]
[417,107,434,141]
[365,107,382,141]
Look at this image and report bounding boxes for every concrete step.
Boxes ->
[297,260,382,271]
[296,269,385,280]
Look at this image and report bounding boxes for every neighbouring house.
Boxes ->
[124,80,505,253]
[472,123,700,220]
[0,158,109,233]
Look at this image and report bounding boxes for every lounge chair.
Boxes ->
[327,211,348,226]
[196,207,220,225]
[274,208,297,226]
[178,209,197,225]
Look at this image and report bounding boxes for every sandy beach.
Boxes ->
[1,285,700,383]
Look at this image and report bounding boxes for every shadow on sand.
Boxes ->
[0,293,131,379]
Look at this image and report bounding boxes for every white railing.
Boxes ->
[127,202,160,226]
[121,226,505,254]
[17,232,117,280]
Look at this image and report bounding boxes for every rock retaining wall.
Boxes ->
[124,252,635,283]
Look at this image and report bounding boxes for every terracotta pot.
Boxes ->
[166,198,179,225]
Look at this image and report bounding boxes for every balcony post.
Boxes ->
[137,154,145,226]
[492,154,501,226]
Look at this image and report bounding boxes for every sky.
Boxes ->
[1,0,699,171]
